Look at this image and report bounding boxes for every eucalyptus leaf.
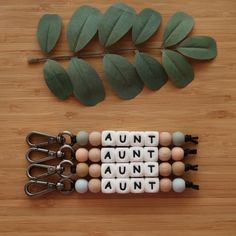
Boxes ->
[67,6,102,52]
[163,12,194,48]
[132,8,161,45]
[162,49,194,88]
[134,52,167,90]
[103,54,144,99]
[37,14,62,53]
[67,58,105,106]
[43,60,73,99]
[176,36,217,60]
[98,3,136,47]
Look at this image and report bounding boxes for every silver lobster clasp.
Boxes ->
[25,144,75,164]
[26,131,76,148]
[24,178,74,197]
[26,160,76,180]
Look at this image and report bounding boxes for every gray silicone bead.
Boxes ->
[76,131,89,146]
[172,131,185,146]
[172,178,186,193]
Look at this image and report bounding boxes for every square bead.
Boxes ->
[130,132,145,147]
[129,147,144,162]
[144,162,159,177]
[115,148,130,163]
[101,163,116,178]
[116,131,130,146]
[101,148,115,163]
[144,132,159,146]
[130,178,145,193]
[130,162,144,177]
[116,163,130,178]
[102,130,117,146]
[144,178,159,193]
[115,178,130,193]
[101,179,116,193]
[143,147,158,162]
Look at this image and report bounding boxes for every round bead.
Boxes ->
[75,148,89,162]
[160,178,172,192]
[88,148,101,162]
[75,179,88,193]
[89,132,101,146]
[159,132,172,146]
[89,164,101,177]
[172,147,184,161]
[88,179,101,193]
[76,131,89,146]
[159,162,172,177]
[173,178,186,193]
[76,163,89,177]
[172,131,185,146]
[172,161,185,176]
[159,147,171,161]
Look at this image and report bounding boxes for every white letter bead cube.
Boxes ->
[116,178,130,193]
[144,178,160,193]
[129,147,144,162]
[130,132,145,147]
[101,179,116,193]
[116,131,130,146]
[115,148,130,162]
[101,148,115,163]
[101,164,116,178]
[102,131,117,146]
[143,147,158,162]
[130,178,145,193]
[144,162,159,177]
[116,163,130,178]
[130,162,144,177]
[144,132,159,146]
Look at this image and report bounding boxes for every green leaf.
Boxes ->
[67,6,102,52]
[176,36,217,60]
[67,58,105,106]
[134,52,167,90]
[163,12,194,48]
[132,8,161,45]
[103,54,144,99]
[43,60,73,99]
[162,49,194,88]
[37,14,62,53]
[98,3,136,47]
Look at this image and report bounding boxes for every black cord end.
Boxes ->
[185,164,199,171]
[185,135,199,144]
[186,181,199,190]
[184,148,198,157]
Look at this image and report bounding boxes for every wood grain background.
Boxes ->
[0,0,236,235]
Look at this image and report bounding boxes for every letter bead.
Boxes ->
[144,178,159,193]
[101,148,115,163]
[130,132,145,147]
[143,147,158,162]
[130,147,144,162]
[144,162,159,177]
[101,179,116,193]
[116,131,130,146]
[144,131,159,146]
[115,178,130,193]
[101,164,116,178]
[116,163,130,178]
[130,162,144,177]
[115,148,130,162]
[102,130,117,146]
[130,178,145,193]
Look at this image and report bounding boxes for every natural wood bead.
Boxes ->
[159,147,171,161]
[160,178,172,192]
[75,148,89,162]
[172,161,185,176]
[159,132,172,146]
[88,179,101,193]
[159,162,172,177]
[172,147,184,161]
[89,148,101,162]
[89,164,101,177]
[76,163,89,177]
[89,131,101,146]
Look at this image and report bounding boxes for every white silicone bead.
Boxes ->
[129,147,144,162]
[130,132,145,147]
[101,164,116,178]
[116,163,130,178]
[102,131,117,146]
[172,178,186,193]
[115,178,130,193]
[130,162,144,177]
[144,178,159,193]
[143,147,158,162]
[101,148,115,163]
[144,131,159,146]
[101,179,116,193]
[115,148,130,162]
[144,162,159,177]
[116,131,130,146]
[130,178,145,193]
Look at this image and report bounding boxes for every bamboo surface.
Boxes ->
[0,0,236,235]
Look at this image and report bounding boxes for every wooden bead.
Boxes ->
[172,131,185,146]
[159,132,172,146]
[159,162,172,176]
[89,148,101,162]
[88,179,101,193]
[173,178,186,193]
[172,161,185,176]
[75,179,88,193]
[75,148,89,162]
[76,131,89,146]
[89,131,101,146]
[159,147,171,161]
[160,178,172,192]
[172,147,184,161]
[89,164,101,177]
[76,163,89,177]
